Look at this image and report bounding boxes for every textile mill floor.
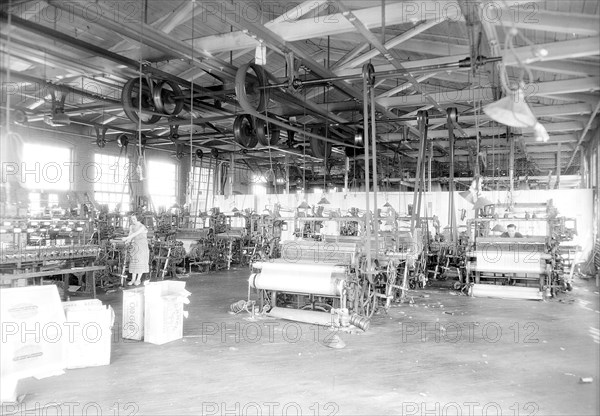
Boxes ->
[13,269,600,416]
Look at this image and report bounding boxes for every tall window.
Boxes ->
[93,153,130,212]
[22,143,71,191]
[191,166,213,215]
[251,174,267,195]
[148,160,177,210]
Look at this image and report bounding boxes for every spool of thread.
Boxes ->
[349,313,370,331]
[230,300,246,314]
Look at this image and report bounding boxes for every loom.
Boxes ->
[467,237,549,299]
[248,238,374,328]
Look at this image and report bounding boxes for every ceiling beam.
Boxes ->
[192,2,419,139]
[46,1,238,80]
[527,61,600,77]
[334,0,451,121]
[335,36,600,77]
[378,73,439,98]
[406,103,593,126]
[381,119,592,141]
[108,1,207,53]
[0,35,128,81]
[520,134,578,144]
[193,2,462,54]
[564,102,600,171]
[495,9,600,36]
[378,77,600,108]
[337,19,448,70]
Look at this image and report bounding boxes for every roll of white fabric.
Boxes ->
[249,262,346,296]
[470,284,543,300]
[267,307,336,326]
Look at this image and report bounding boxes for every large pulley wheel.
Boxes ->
[121,77,162,125]
[255,118,280,146]
[233,114,258,148]
[235,62,269,113]
[310,127,332,160]
[153,80,184,116]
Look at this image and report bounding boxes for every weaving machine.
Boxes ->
[248,213,425,328]
[465,199,576,299]
[249,237,371,329]
[466,236,549,300]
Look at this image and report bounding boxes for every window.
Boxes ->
[148,160,177,210]
[22,143,71,191]
[48,193,59,207]
[28,192,41,214]
[93,153,130,212]
[251,174,267,195]
[191,166,213,215]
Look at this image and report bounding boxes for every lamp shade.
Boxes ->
[491,224,506,233]
[297,201,310,209]
[483,88,537,128]
[459,191,475,204]
[317,196,330,205]
[473,196,494,210]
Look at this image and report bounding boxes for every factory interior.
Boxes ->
[1,0,599,415]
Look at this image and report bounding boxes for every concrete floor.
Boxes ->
[12,269,600,416]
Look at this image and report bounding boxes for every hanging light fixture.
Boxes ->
[354,129,364,145]
[459,190,475,204]
[317,196,330,205]
[297,201,310,209]
[491,224,506,233]
[472,196,494,211]
[533,122,549,142]
[255,41,267,66]
[483,26,551,143]
[483,88,536,128]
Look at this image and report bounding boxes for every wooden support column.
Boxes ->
[344,157,349,193]
[509,133,515,193]
[428,140,433,192]
[447,108,457,245]
[556,142,561,189]
[580,144,587,188]
[285,154,290,194]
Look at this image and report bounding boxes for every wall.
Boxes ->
[1,124,251,211]
[214,188,595,259]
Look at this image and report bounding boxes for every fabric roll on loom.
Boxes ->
[470,284,543,300]
[249,262,347,296]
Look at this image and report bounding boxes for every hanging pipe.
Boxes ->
[362,63,372,283]
[447,108,458,246]
[368,66,379,257]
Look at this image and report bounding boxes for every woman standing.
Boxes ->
[124,214,149,286]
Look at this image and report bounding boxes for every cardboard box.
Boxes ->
[62,299,114,369]
[122,287,145,341]
[0,286,66,402]
[144,281,190,345]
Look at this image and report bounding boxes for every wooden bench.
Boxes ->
[0,265,106,300]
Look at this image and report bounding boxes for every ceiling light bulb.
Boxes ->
[533,122,549,142]
[255,43,267,66]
